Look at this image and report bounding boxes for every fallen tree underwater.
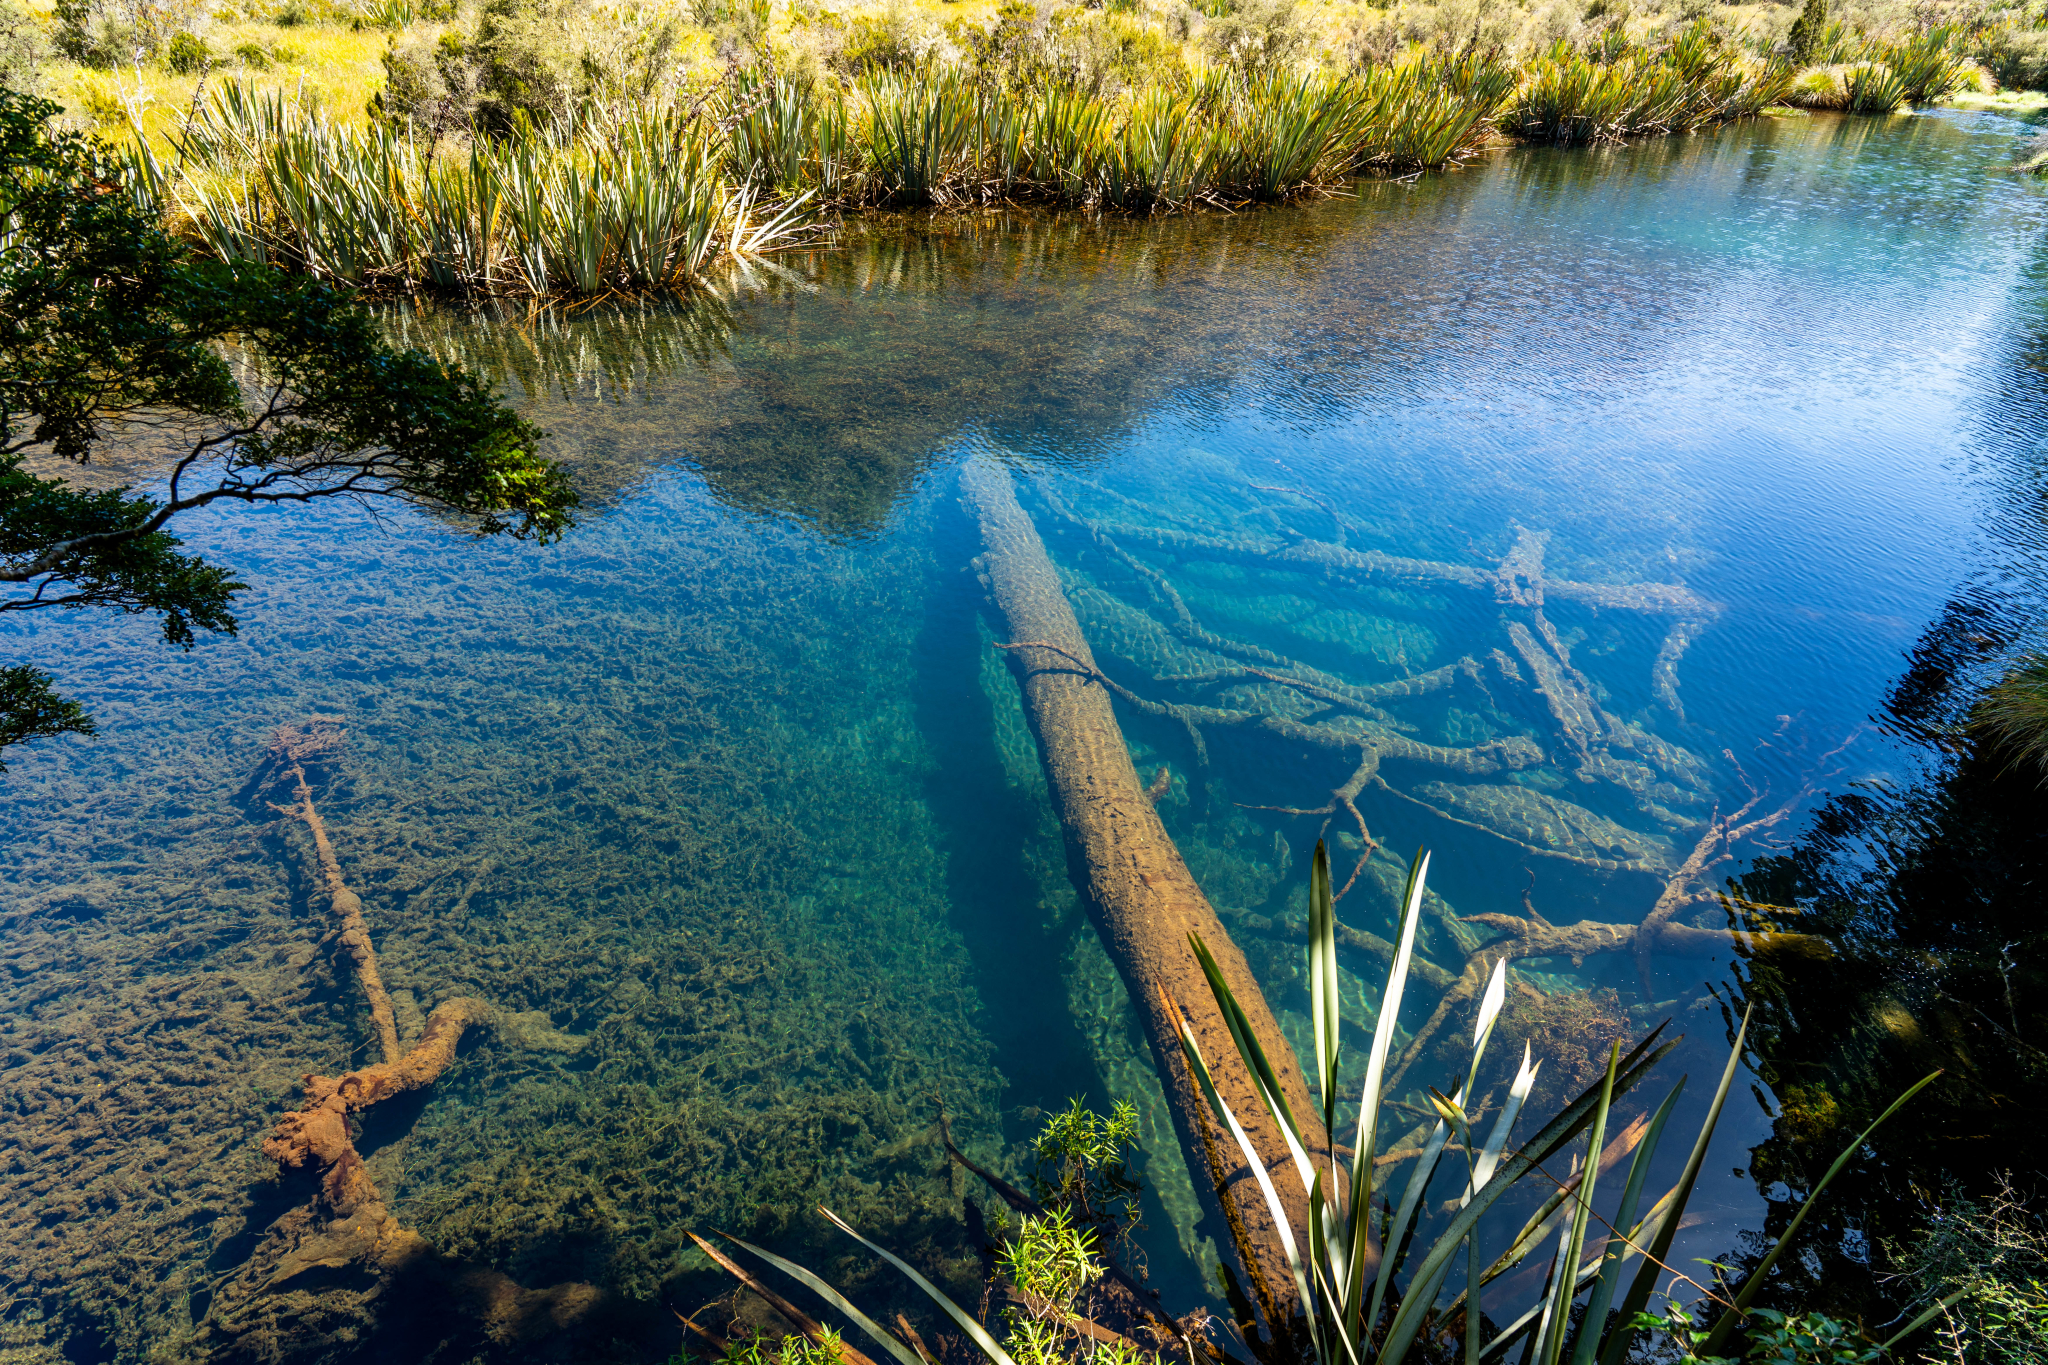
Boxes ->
[962,459,1833,1342]
[962,459,1342,1343]
[196,719,607,1358]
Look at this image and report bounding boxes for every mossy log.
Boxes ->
[963,460,1338,1344]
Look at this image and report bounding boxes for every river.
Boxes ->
[3,107,2045,1361]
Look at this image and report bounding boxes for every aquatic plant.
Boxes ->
[1974,654,2048,778]
[692,845,1941,1364]
[1780,28,1955,118]
[122,47,1536,293]
[1027,1097,1146,1247]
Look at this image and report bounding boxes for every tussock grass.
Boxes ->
[1783,25,1966,110]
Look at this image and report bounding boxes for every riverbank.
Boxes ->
[7,0,2003,298]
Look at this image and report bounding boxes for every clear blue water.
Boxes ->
[4,108,2047,1359]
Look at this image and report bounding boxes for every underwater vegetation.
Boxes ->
[0,482,1011,1360]
[687,848,1948,1365]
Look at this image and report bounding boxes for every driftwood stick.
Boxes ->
[255,722,499,1220]
[1091,522,1720,619]
[264,997,495,1215]
[1238,751,1381,901]
[1631,785,1806,996]
[1652,618,1708,721]
[1381,850,1830,1096]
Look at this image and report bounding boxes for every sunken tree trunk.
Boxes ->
[963,460,1335,1347]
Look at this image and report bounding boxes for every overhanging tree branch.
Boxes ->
[0,82,580,769]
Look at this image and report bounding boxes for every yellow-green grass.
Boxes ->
[18,0,1835,160]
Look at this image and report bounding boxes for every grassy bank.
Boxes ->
[3,0,1991,295]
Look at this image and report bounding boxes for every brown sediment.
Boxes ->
[964,460,1337,1344]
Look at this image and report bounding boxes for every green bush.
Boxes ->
[164,29,210,72]
[1891,1175,2048,1361]
[1982,24,2048,91]
[1787,0,1826,65]
[0,0,51,94]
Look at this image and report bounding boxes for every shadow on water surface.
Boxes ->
[1697,221,2048,1332]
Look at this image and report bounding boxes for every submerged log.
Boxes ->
[220,722,589,1325]
[258,721,501,1229]
[963,461,1335,1344]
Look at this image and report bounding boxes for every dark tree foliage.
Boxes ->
[0,83,578,770]
[1787,0,1828,67]
[0,664,92,771]
[1721,591,2048,1334]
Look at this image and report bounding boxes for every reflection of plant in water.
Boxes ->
[1887,1174,2048,1365]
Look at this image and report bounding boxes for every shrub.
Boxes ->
[164,28,210,72]
[1980,23,2048,91]
[0,0,51,95]
[1787,0,1826,64]
[1202,0,1313,76]
[232,39,271,66]
[1890,1174,2048,1364]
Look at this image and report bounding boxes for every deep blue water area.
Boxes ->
[6,108,2048,1361]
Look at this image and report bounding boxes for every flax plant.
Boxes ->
[687,837,1943,1365]
[157,80,804,296]
[1166,843,1942,1365]
[1505,21,1790,145]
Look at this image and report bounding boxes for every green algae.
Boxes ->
[0,488,1014,1359]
